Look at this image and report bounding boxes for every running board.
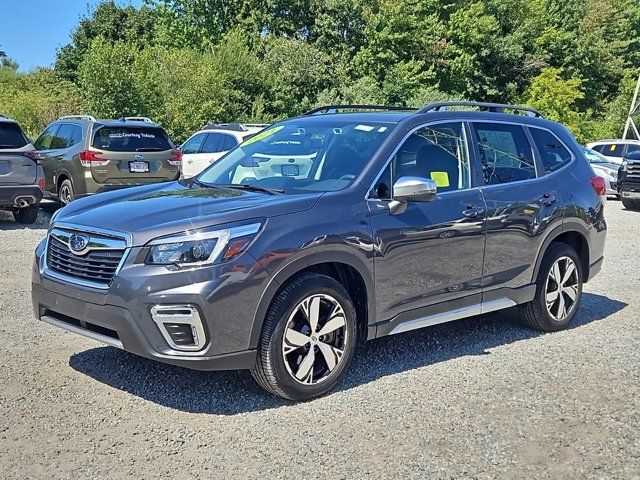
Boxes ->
[389,298,516,335]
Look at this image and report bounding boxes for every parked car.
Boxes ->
[34,115,181,206]
[585,139,640,165]
[0,114,44,224]
[33,102,607,401]
[582,147,619,197]
[617,149,640,211]
[180,123,266,178]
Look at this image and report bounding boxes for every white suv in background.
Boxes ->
[180,123,266,178]
[586,139,640,165]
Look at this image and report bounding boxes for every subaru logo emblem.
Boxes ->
[69,234,89,253]
[134,154,144,160]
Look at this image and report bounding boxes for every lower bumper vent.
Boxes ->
[150,305,206,352]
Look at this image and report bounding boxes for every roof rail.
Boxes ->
[58,115,96,121]
[120,116,153,123]
[418,101,543,118]
[0,113,8,119]
[303,104,414,116]
[203,123,251,132]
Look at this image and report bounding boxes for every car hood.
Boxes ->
[53,180,322,245]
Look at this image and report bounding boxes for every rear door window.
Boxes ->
[0,122,29,149]
[472,123,536,184]
[529,128,573,173]
[92,126,172,152]
[55,124,83,149]
[202,133,225,153]
[222,134,238,151]
[601,144,624,158]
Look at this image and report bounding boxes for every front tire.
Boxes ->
[251,273,357,401]
[519,242,583,332]
[13,205,39,224]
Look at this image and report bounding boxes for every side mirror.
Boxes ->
[393,176,437,202]
[389,176,437,215]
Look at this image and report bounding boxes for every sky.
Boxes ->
[0,0,142,72]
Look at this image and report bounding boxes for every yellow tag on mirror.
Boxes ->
[430,171,450,187]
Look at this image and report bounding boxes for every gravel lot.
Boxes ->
[0,200,638,479]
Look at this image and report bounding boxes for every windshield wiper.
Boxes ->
[216,183,284,195]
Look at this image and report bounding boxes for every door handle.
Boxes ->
[539,193,557,206]
[462,205,484,218]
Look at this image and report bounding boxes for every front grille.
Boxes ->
[627,162,640,179]
[47,235,125,286]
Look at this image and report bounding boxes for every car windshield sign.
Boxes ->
[197,120,395,194]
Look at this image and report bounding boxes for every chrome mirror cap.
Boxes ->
[392,176,437,203]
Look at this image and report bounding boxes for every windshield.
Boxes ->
[198,119,395,193]
[92,126,172,152]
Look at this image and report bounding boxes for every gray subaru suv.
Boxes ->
[0,114,44,223]
[32,102,607,400]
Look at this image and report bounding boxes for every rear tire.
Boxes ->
[58,179,74,206]
[251,273,357,401]
[621,198,640,211]
[519,242,583,332]
[13,205,39,224]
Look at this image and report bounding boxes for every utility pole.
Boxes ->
[623,73,640,140]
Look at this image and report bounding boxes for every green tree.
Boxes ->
[523,67,585,139]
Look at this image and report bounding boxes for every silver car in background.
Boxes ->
[583,147,619,197]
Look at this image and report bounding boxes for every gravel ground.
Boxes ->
[0,200,638,479]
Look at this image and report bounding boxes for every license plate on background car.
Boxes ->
[129,161,149,173]
[622,191,640,199]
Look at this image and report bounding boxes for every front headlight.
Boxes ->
[621,161,628,172]
[146,222,262,266]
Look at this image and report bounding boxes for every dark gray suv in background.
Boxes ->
[0,114,44,223]
[32,102,607,400]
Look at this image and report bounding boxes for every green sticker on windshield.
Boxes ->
[241,125,284,146]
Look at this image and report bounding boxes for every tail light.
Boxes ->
[590,176,606,196]
[23,150,43,165]
[37,177,45,191]
[168,149,182,166]
[79,150,109,167]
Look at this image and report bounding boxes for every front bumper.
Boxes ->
[31,237,270,371]
[0,184,43,208]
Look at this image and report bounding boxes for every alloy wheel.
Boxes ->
[282,294,348,385]
[545,256,580,321]
[60,184,72,205]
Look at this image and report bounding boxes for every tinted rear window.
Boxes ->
[92,126,172,152]
[0,122,29,149]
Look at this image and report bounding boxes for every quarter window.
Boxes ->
[473,123,536,184]
[530,128,572,173]
[371,122,471,199]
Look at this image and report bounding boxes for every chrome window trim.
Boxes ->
[365,119,473,201]
[469,120,577,190]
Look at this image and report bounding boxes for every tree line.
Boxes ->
[1,0,638,143]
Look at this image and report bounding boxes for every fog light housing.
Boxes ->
[150,305,206,352]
